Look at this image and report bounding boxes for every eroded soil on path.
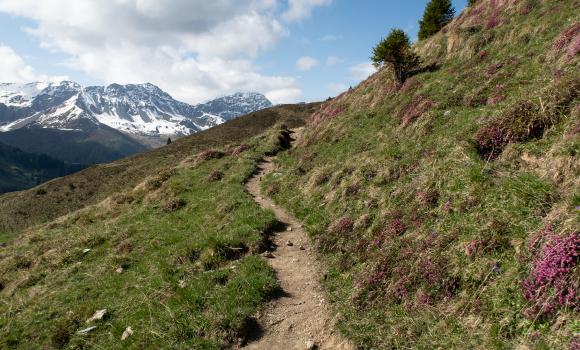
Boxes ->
[241,129,353,350]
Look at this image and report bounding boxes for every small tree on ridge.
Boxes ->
[418,0,455,40]
[371,29,420,85]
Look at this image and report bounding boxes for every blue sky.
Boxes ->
[0,0,467,104]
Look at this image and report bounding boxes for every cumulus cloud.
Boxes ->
[0,44,66,83]
[0,0,324,104]
[296,56,319,71]
[283,0,332,22]
[326,55,343,66]
[349,62,377,81]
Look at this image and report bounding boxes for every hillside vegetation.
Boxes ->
[0,142,85,194]
[1,0,578,349]
[0,110,313,348]
[260,0,579,348]
[0,103,319,238]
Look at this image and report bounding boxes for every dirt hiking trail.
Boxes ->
[242,128,353,350]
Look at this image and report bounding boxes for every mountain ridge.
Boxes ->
[0,81,273,136]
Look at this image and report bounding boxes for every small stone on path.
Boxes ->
[286,241,294,246]
[306,340,317,349]
[287,226,292,231]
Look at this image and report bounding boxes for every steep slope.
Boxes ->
[259,0,579,348]
[0,142,85,194]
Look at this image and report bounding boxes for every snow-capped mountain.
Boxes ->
[0,82,273,136]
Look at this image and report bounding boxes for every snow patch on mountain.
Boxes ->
[0,82,52,107]
[0,81,273,136]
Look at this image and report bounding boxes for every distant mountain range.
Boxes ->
[0,82,273,136]
[0,82,273,165]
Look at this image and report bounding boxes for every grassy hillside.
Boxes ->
[260,0,579,348]
[0,122,304,348]
[0,103,319,237]
[1,0,578,349]
[0,142,85,194]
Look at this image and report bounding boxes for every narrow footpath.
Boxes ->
[242,129,353,350]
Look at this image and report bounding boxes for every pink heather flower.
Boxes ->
[443,201,452,213]
[570,336,580,350]
[392,277,410,301]
[552,23,580,51]
[368,270,386,284]
[329,216,354,234]
[465,240,480,257]
[485,16,500,30]
[522,231,579,318]
[417,292,433,306]
[568,36,580,60]
[387,219,407,236]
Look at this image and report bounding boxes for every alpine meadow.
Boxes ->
[0,0,578,349]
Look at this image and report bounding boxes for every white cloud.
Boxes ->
[0,0,303,104]
[326,55,343,66]
[349,62,377,81]
[0,44,66,83]
[296,56,319,71]
[283,0,332,22]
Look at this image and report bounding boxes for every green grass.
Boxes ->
[260,1,579,348]
[0,128,294,349]
[0,103,319,238]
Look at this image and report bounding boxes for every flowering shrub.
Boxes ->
[485,16,500,30]
[386,219,407,236]
[328,216,354,235]
[521,230,579,318]
[552,23,580,61]
[475,100,542,159]
[400,94,434,126]
[474,122,508,159]
[485,62,503,78]
[391,276,411,302]
[310,102,347,125]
